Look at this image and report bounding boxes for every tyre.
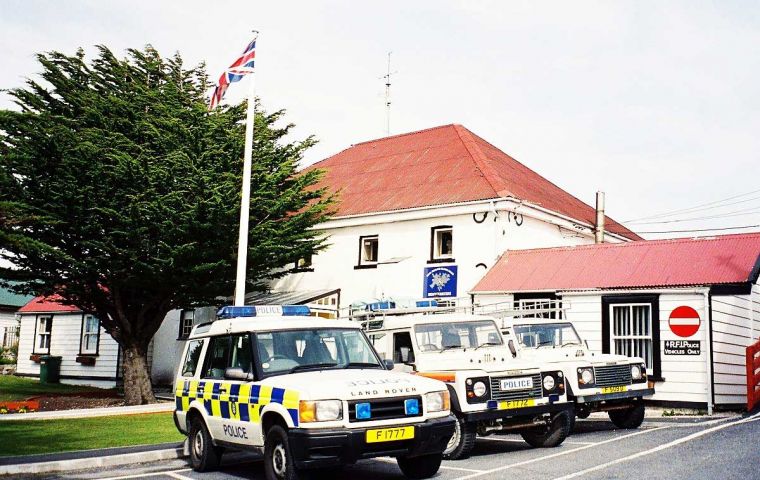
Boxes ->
[608,403,645,429]
[520,410,571,448]
[568,405,577,434]
[442,414,477,460]
[188,416,222,472]
[397,453,443,479]
[264,424,302,480]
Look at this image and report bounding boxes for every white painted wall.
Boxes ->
[0,311,17,330]
[151,306,216,386]
[16,312,120,387]
[273,203,599,309]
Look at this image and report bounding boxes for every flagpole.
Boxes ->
[234,32,258,306]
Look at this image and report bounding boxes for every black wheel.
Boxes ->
[188,416,222,472]
[608,403,645,429]
[397,453,442,479]
[568,405,577,434]
[520,410,571,448]
[442,414,477,460]
[264,424,302,480]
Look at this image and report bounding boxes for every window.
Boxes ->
[295,253,313,270]
[178,310,194,340]
[430,226,453,261]
[414,320,502,352]
[513,322,581,349]
[80,315,100,354]
[34,315,52,354]
[393,331,415,364]
[181,340,204,377]
[611,304,653,370]
[602,295,661,379]
[357,235,378,267]
[254,328,382,378]
[229,334,253,374]
[202,336,232,379]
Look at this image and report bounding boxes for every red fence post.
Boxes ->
[748,339,760,412]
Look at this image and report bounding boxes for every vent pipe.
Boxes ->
[595,191,606,244]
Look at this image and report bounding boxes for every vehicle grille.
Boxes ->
[489,373,543,401]
[594,365,633,387]
[347,396,423,422]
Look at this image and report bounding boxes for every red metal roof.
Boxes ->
[18,295,81,313]
[306,124,640,240]
[471,233,760,293]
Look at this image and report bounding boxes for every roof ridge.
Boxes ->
[452,125,512,198]
[351,124,457,148]
[506,231,760,255]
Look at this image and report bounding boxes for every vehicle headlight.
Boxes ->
[299,400,342,422]
[473,381,487,397]
[543,375,555,391]
[425,390,451,413]
[580,368,594,385]
[631,365,642,380]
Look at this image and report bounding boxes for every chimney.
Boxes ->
[595,191,605,244]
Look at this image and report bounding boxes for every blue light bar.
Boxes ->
[415,300,439,308]
[368,301,395,311]
[216,305,311,319]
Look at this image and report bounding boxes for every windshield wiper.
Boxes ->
[342,362,382,369]
[440,345,464,352]
[475,341,502,350]
[289,363,338,373]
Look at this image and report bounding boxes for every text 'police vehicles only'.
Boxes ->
[173,305,455,480]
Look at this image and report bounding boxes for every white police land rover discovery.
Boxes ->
[173,305,455,480]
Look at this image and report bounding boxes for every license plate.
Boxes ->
[601,386,628,394]
[365,426,415,443]
[500,377,533,390]
[498,399,535,409]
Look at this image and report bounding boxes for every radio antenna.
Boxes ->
[383,52,396,135]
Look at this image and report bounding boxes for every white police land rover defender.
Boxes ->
[173,305,455,480]
[360,311,573,460]
[501,317,655,431]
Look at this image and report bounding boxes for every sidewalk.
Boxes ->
[0,441,188,476]
[0,401,174,421]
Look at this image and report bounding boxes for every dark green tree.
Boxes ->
[0,46,333,404]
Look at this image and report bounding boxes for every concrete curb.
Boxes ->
[0,443,189,476]
[0,402,174,421]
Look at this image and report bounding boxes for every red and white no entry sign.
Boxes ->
[669,306,701,337]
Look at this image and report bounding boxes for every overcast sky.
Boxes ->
[2,1,759,239]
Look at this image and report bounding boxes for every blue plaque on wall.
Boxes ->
[423,265,458,298]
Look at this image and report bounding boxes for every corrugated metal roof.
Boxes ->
[306,124,640,240]
[0,282,35,308]
[471,233,760,293]
[18,295,81,314]
[244,289,339,306]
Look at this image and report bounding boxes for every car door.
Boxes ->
[199,335,232,439]
[220,333,256,445]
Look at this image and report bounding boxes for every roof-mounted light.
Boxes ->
[415,300,438,308]
[216,305,311,319]
[367,301,395,311]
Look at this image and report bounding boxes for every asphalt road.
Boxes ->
[31,412,760,480]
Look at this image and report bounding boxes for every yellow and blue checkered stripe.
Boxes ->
[175,380,300,426]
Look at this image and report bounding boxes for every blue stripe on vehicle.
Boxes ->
[271,387,285,404]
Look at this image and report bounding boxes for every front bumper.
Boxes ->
[576,387,655,404]
[287,415,456,469]
[461,401,571,422]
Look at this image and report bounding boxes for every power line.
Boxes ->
[630,207,760,225]
[636,224,760,234]
[625,188,760,223]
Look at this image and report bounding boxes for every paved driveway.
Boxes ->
[40,412,760,480]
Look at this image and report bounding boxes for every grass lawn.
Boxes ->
[0,375,112,402]
[0,412,184,457]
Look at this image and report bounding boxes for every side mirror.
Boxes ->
[507,339,517,358]
[383,359,395,370]
[224,367,253,381]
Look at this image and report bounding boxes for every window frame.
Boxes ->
[79,314,101,355]
[355,235,379,269]
[33,314,53,355]
[178,309,195,340]
[602,294,662,380]
[180,339,206,378]
[429,226,454,263]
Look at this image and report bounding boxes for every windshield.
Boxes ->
[255,328,382,377]
[513,323,582,349]
[414,320,503,352]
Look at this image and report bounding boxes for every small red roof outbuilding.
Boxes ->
[18,295,81,314]
[472,232,760,293]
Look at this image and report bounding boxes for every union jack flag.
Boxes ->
[209,36,257,110]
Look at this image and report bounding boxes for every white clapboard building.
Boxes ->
[470,233,760,411]
[271,124,640,311]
